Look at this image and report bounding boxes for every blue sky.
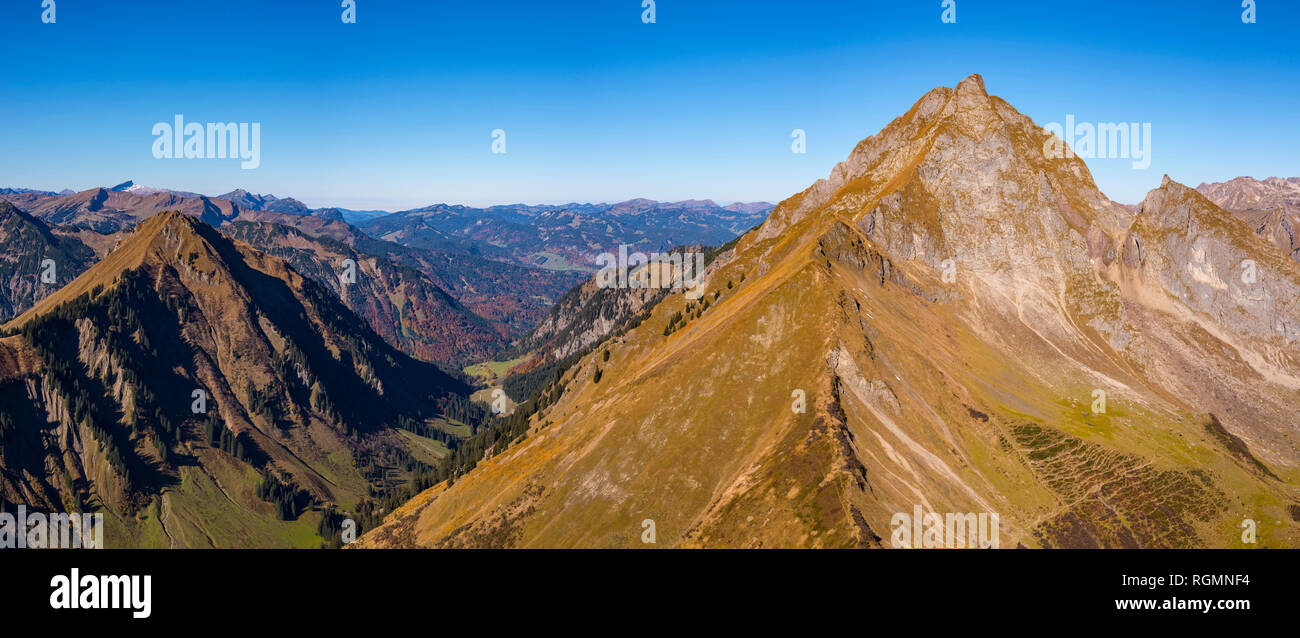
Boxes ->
[0,0,1296,209]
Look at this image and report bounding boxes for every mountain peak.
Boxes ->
[954,73,987,98]
[347,73,1300,550]
[759,73,1115,245]
[2,209,212,329]
[139,208,200,233]
[1143,174,1245,221]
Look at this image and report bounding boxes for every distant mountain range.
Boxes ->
[0,184,771,269]
[2,186,242,233]
[0,185,769,360]
[359,199,772,271]
[230,210,584,340]
[215,188,311,215]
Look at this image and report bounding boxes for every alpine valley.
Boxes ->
[0,180,773,547]
[3,76,1298,549]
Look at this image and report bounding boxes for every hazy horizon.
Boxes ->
[3,0,1297,209]
[8,173,1292,212]
[1,180,781,213]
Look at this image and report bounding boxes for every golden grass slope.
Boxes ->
[356,75,1300,549]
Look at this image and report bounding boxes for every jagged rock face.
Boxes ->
[521,278,664,361]
[1197,176,1300,211]
[0,202,95,321]
[763,75,1126,245]
[1,211,466,547]
[762,74,1134,354]
[1197,176,1300,264]
[1113,179,1300,462]
[357,75,1300,550]
[1125,178,1300,347]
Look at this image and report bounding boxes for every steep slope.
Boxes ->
[0,202,96,321]
[221,220,508,364]
[1,211,473,547]
[513,244,718,365]
[1197,176,1299,263]
[496,244,718,405]
[356,75,1300,549]
[1111,178,1300,455]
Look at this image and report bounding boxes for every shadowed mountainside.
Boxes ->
[0,202,96,322]
[0,211,476,547]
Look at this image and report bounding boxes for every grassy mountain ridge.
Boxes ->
[0,211,473,547]
[355,75,1300,549]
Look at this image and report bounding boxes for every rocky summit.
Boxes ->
[355,75,1300,549]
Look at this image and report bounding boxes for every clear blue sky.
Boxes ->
[1,0,1296,209]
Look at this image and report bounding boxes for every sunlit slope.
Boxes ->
[357,75,1300,548]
